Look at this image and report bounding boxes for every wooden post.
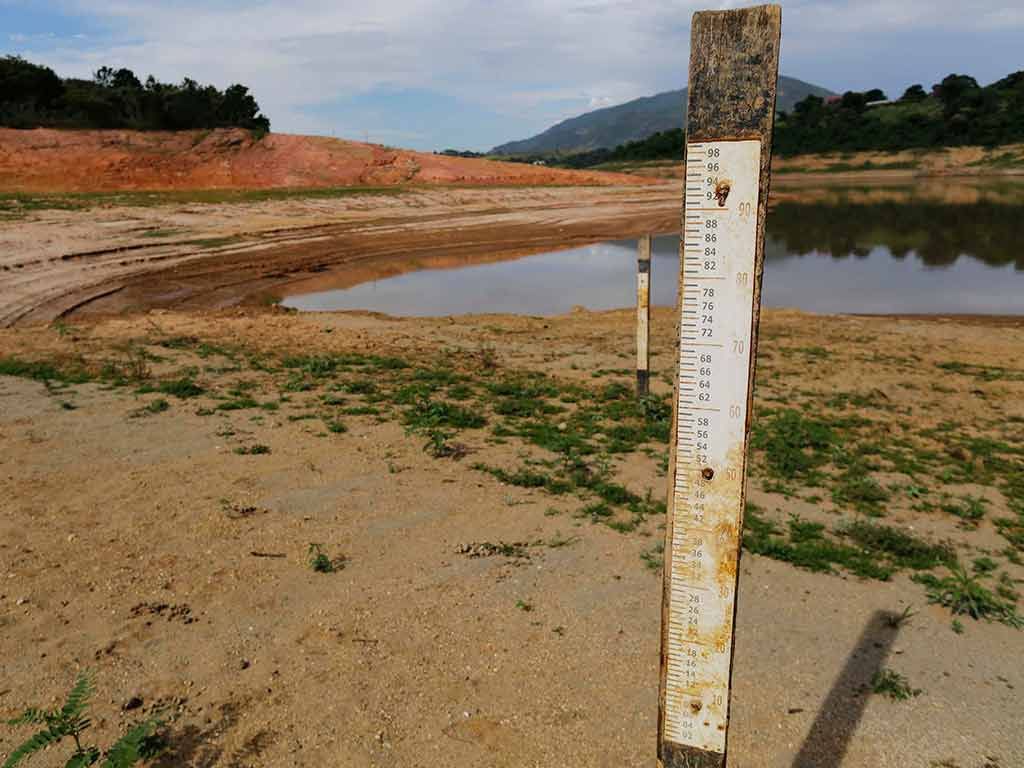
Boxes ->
[657,6,781,768]
[636,234,652,397]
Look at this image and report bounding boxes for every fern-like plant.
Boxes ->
[3,671,161,768]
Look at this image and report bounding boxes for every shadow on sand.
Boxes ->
[791,609,902,768]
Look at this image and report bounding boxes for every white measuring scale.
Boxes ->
[662,138,762,755]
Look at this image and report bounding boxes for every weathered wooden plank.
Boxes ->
[658,6,781,768]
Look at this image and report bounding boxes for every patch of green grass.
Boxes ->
[282,373,315,392]
[996,572,1020,603]
[641,542,664,571]
[831,463,889,515]
[871,669,921,700]
[131,398,170,417]
[940,495,988,527]
[0,356,93,385]
[187,235,243,249]
[578,502,614,522]
[825,392,877,410]
[216,396,260,411]
[341,379,378,396]
[512,417,600,456]
[840,520,955,570]
[325,419,347,434]
[411,366,461,388]
[751,409,835,481]
[995,514,1024,551]
[936,360,1024,382]
[402,397,486,430]
[149,376,205,399]
[140,227,183,239]
[968,555,998,574]
[473,463,571,494]
[447,383,473,400]
[341,405,380,416]
[234,444,271,455]
[743,510,894,580]
[913,565,1023,628]
[486,373,560,417]
[743,505,952,582]
[0,186,407,214]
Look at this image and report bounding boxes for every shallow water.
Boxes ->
[283,190,1024,316]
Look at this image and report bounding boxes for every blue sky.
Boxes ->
[3,1,1023,151]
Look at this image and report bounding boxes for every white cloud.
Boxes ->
[15,0,1024,145]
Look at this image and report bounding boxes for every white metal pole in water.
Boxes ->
[637,234,652,397]
[657,6,781,767]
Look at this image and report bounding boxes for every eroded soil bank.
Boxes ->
[1,307,1021,767]
[0,128,650,193]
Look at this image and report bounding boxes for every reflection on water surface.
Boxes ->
[283,185,1024,316]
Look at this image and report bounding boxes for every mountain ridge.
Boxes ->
[492,76,834,155]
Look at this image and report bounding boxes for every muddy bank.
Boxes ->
[0,184,680,328]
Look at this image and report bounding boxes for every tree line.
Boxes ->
[0,56,270,133]
[773,72,1024,155]
[521,71,1024,168]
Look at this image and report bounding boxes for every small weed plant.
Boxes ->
[3,671,161,768]
[871,669,921,701]
[913,565,1023,628]
[308,543,345,573]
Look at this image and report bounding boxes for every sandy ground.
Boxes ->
[1,307,1022,768]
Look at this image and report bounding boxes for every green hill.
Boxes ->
[491,76,833,155]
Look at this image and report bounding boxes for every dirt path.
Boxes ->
[0,184,680,328]
[1,307,1021,767]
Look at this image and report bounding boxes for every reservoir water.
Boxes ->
[283,186,1024,316]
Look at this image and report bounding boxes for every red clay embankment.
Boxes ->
[0,128,650,192]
